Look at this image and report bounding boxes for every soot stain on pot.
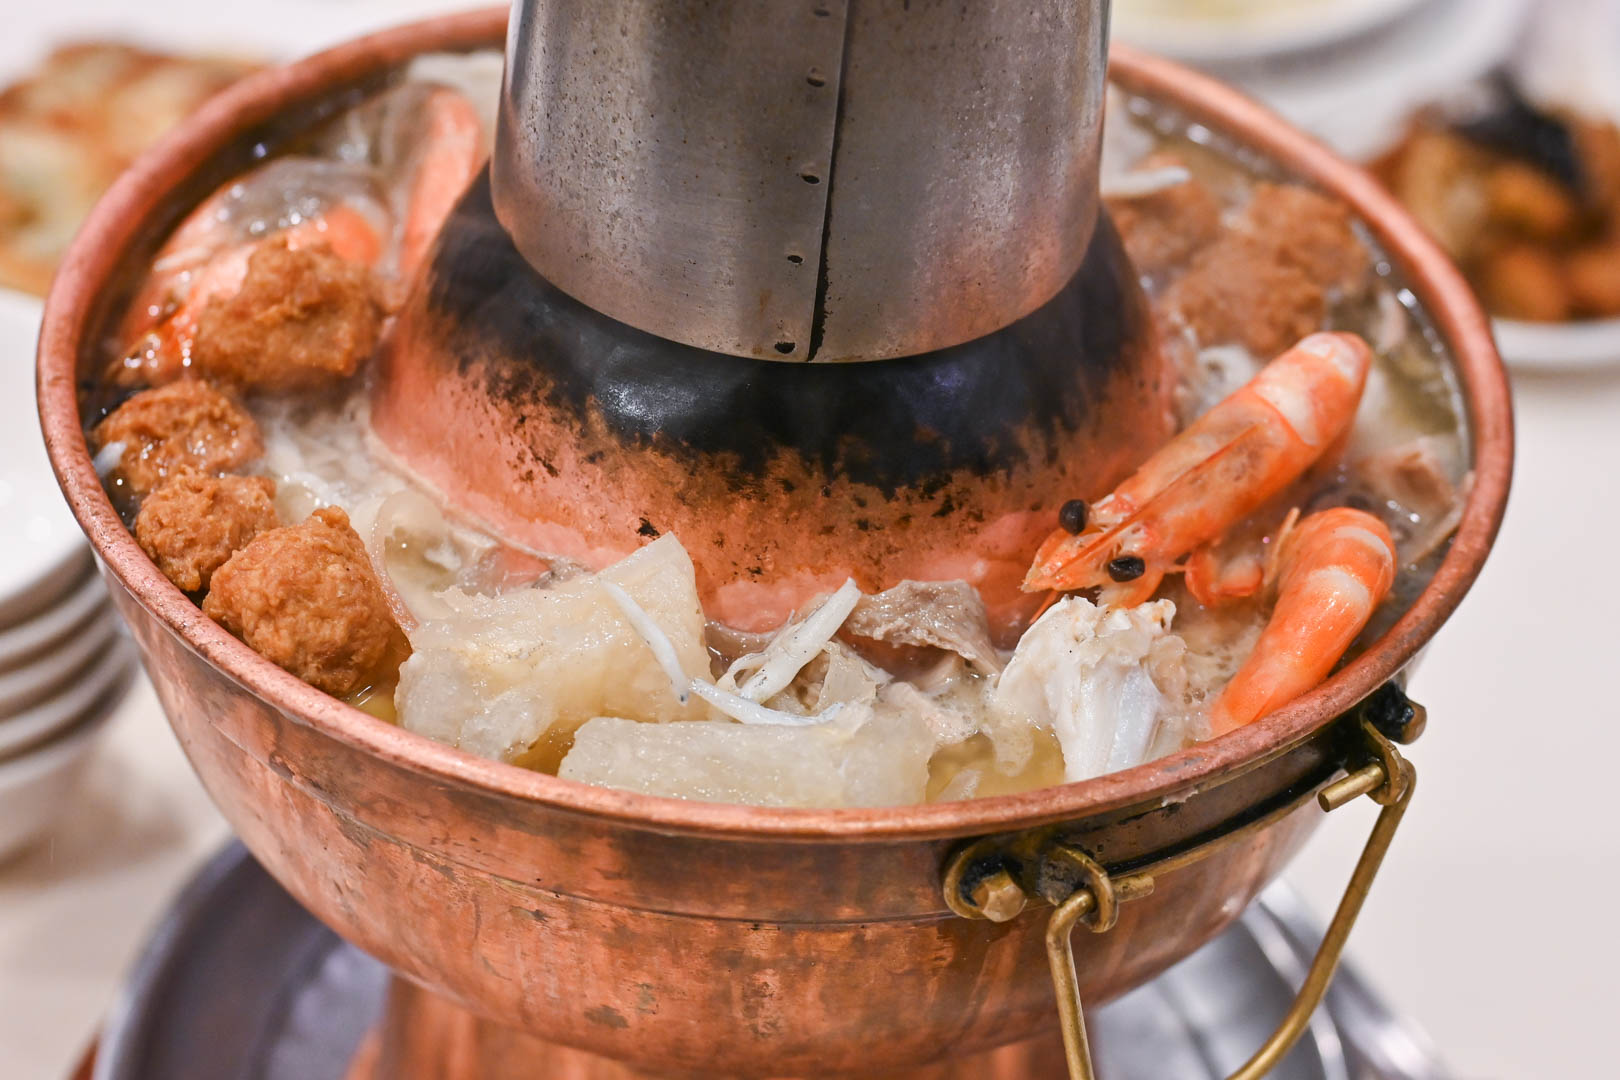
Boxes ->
[584,1003,630,1030]
[422,174,1147,499]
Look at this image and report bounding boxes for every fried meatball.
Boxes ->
[191,236,383,392]
[1161,234,1327,358]
[1236,183,1370,297]
[134,472,278,592]
[92,379,262,496]
[1107,154,1223,278]
[203,507,404,697]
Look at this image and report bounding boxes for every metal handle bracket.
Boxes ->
[945,708,1418,1080]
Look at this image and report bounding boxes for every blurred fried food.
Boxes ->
[1479,246,1572,322]
[1375,105,1620,322]
[0,43,257,295]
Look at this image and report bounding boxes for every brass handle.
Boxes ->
[1043,717,1415,1080]
[942,696,1422,1080]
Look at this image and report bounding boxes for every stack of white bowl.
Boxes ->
[0,288,135,861]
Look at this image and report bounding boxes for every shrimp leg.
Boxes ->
[1207,507,1396,735]
[1023,332,1372,607]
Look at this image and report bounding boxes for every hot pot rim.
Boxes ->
[34,8,1512,843]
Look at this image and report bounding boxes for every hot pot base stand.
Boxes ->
[91,843,1450,1080]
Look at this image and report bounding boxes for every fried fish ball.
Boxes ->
[191,236,383,392]
[203,507,404,697]
[92,379,262,496]
[134,472,278,592]
[1107,154,1223,278]
[1237,182,1371,297]
[1161,234,1327,357]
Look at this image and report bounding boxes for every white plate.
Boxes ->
[0,288,93,626]
[0,546,92,631]
[1113,0,1431,65]
[1198,0,1533,161]
[0,704,114,863]
[0,569,111,670]
[0,637,133,761]
[1493,317,1620,372]
[0,615,121,715]
[1486,0,1620,372]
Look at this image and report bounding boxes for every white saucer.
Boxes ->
[1493,318,1620,372]
[0,569,112,670]
[0,704,114,862]
[0,287,93,626]
[1114,0,1430,65]
[0,636,134,760]
[0,614,121,715]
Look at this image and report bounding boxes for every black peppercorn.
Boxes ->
[1107,555,1146,582]
[1058,499,1089,534]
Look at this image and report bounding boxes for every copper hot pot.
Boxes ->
[37,9,1511,1079]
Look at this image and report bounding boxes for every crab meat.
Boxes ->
[990,597,1187,783]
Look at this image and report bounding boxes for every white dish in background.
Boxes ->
[1486,1,1620,373]
[1190,0,1533,161]
[1493,318,1620,372]
[0,704,114,862]
[1112,0,1430,65]
[0,638,133,761]
[0,569,111,670]
[0,545,92,631]
[0,616,121,716]
[0,287,93,626]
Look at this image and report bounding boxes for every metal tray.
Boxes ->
[93,843,1449,1080]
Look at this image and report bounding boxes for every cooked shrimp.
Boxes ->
[1184,506,1300,607]
[113,86,484,387]
[392,86,484,291]
[1207,507,1396,735]
[1023,332,1372,607]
